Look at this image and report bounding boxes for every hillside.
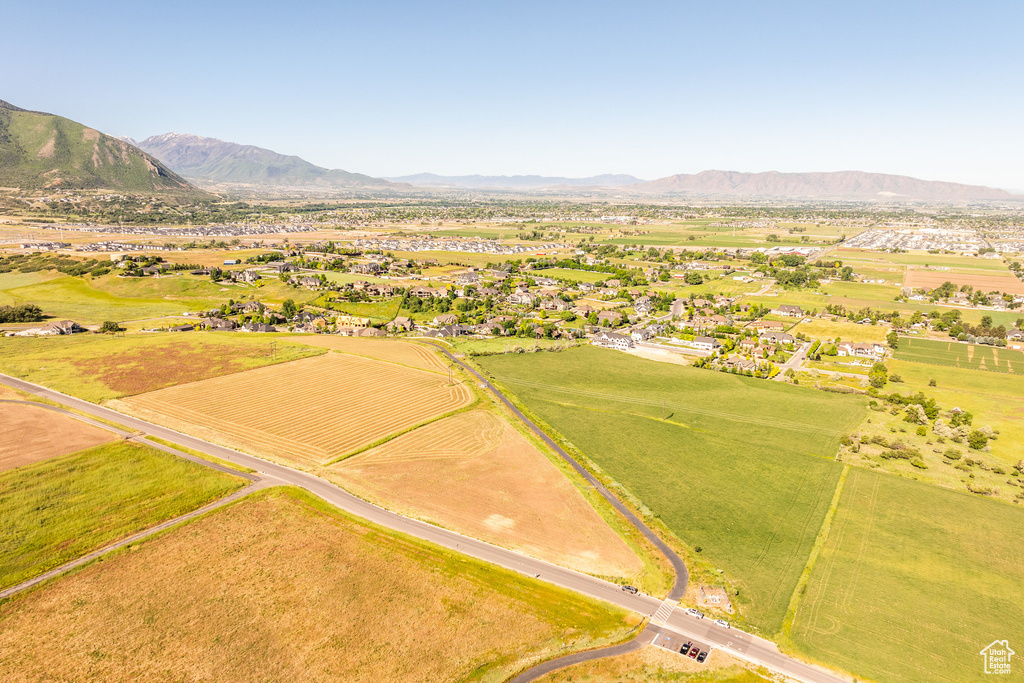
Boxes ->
[632,170,1016,201]
[387,173,644,190]
[135,133,402,189]
[0,99,194,194]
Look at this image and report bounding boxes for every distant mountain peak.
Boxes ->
[137,133,402,190]
[386,173,645,190]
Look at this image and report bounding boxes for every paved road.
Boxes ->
[774,341,810,381]
[0,373,847,683]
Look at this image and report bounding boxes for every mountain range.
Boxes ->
[630,170,1016,201]
[386,173,644,190]
[131,133,403,190]
[0,99,193,194]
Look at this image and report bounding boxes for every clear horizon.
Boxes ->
[3,0,1023,190]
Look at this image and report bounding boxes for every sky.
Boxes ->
[3,1,1023,189]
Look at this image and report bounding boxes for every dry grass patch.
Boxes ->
[292,334,446,371]
[0,402,114,472]
[903,269,1024,295]
[535,645,769,682]
[329,410,643,578]
[0,487,638,683]
[119,353,474,467]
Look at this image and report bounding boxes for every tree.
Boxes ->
[281,299,297,318]
[684,271,704,285]
[967,430,988,450]
[99,321,123,333]
[886,331,899,349]
[868,362,888,389]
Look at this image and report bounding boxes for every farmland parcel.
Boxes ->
[0,441,243,589]
[0,396,114,471]
[329,409,644,578]
[120,352,474,467]
[791,467,1024,683]
[895,337,1023,374]
[477,346,866,633]
[0,487,639,682]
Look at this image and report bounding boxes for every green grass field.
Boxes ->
[477,346,867,632]
[311,294,403,322]
[0,441,243,589]
[791,467,1024,683]
[895,337,1024,374]
[0,332,322,402]
[533,268,609,283]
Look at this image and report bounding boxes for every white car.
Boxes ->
[714,619,731,629]
[685,608,704,619]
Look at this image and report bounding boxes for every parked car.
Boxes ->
[714,619,730,629]
[688,647,699,659]
[684,608,704,619]
[680,642,692,656]
[696,650,708,663]
[620,585,639,594]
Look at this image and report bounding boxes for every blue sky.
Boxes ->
[3,1,1023,189]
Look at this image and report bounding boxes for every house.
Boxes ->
[241,322,276,333]
[169,324,195,332]
[475,322,504,335]
[367,284,395,297]
[241,301,264,314]
[762,332,796,346]
[222,259,238,266]
[237,269,262,283]
[456,272,480,285]
[691,336,722,351]
[200,317,237,330]
[837,341,885,359]
[433,313,459,326]
[631,328,653,342]
[13,320,85,336]
[352,327,387,337]
[539,298,570,312]
[351,262,381,275]
[298,276,321,288]
[725,356,756,371]
[1006,329,1024,341]
[335,315,370,328]
[508,289,536,306]
[385,316,414,333]
[596,310,622,326]
[752,320,785,333]
[634,300,654,315]
[533,276,557,286]
[773,304,804,317]
[578,282,595,293]
[592,330,635,350]
[410,286,447,299]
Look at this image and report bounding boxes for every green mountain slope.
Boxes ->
[0,99,195,193]
[136,132,403,189]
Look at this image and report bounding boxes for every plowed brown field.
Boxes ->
[120,353,473,467]
[903,269,1024,295]
[293,336,446,371]
[0,401,115,472]
[328,410,643,578]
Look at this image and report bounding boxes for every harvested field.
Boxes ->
[903,268,1024,295]
[291,334,446,371]
[0,333,323,402]
[121,353,474,467]
[329,410,643,577]
[0,487,638,682]
[0,401,115,472]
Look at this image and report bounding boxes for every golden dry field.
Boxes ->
[535,644,768,682]
[291,335,446,371]
[0,488,637,683]
[0,398,115,472]
[119,353,474,466]
[329,409,644,578]
[903,268,1024,295]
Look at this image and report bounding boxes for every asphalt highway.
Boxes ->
[1,372,847,683]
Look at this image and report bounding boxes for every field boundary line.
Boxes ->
[323,399,481,466]
[780,464,850,642]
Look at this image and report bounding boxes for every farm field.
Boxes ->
[833,249,1012,272]
[328,409,643,578]
[536,646,770,682]
[0,332,323,402]
[885,358,1024,465]
[895,337,1024,374]
[533,267,609,283]
[0,272,203,323]
[791,468,1024,683]
[790,319,889,344]
[0,441,243,590]
[0,398,115,472]
[120,352,474,467]
[289,334,446,371]
[311,294,403,322]
[903,268,1024,295]
[0,487,639,682]
[477,346,867,633]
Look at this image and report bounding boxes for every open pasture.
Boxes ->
[895,337,1023,374]
[0,400,115,472]
[903,268,1024,295]
[791,468,1024,683]
[790,318,889,344]
[0,487,638,683]
[0,441,242,590]
[290,334,446,371]
[122,352,474,466]
[478,346,866,633]
[0,333,322,402]
[330,409,643,578]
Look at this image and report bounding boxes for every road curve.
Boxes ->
[425,343,689,601]
[0,372,847,683]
